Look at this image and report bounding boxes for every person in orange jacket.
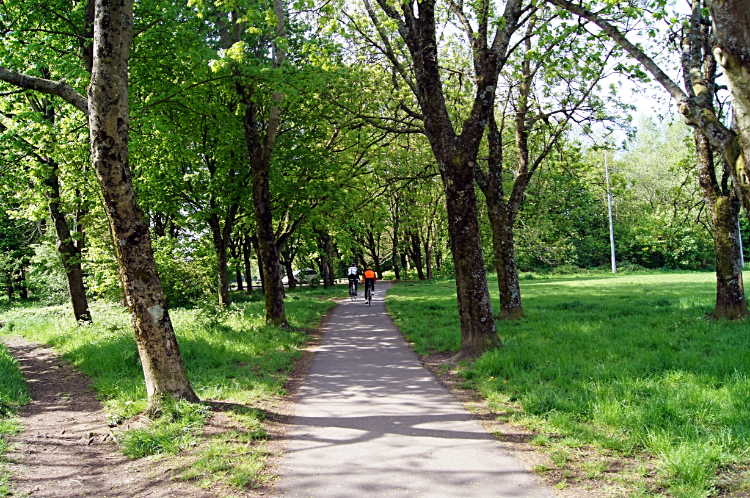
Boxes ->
[362,268,376,295]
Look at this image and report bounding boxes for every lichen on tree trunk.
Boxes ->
[88,0,197,410]
[710,195,748,320]
[440,156,500,359]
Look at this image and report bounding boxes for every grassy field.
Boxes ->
[387,271,750,498]
[0,339,29,496]
[0,285,339,492]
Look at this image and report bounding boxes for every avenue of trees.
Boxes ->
[1,0,750,404]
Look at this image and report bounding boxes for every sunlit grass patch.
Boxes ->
[121,399,211,458]
[0,342,28,497]
[176,429,270,490]
[386,271,750,496]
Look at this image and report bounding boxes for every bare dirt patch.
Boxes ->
[2,335,216,498]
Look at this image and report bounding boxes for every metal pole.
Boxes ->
[605,150,616,274]
[739,218,745,267]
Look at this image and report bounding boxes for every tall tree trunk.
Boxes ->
[243,235,253,292]
[710,192,747,319]
[281,247,296,289]
[366,230,383,278]
[409,230,426,280]
[364,0,523,357]
[708,0,750,190]
[318,255,329,288]
[213,236,230,305]
[424,233,433,279]
[44,161,92,322]
[16,266,28,300]
[5,272,12,301]
[439,153,499,358]
[486,198,524,319]
[246,136,286,323]
[235,264,243,291]
[251,235,265,294]
[236,0,288,327]
[391,196,401,281]
[326,237,335,285]
[89,0,197,410]
[696,133,749,319]
[685,0,749,321]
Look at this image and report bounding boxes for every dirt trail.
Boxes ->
[2,336,214,498]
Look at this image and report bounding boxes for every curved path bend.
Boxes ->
[277,282,554,498]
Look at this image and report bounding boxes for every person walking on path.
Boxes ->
[277,282,554,498]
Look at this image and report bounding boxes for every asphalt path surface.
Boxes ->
[277,282,554,498]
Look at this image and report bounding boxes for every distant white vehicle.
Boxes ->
[282,269,319,285]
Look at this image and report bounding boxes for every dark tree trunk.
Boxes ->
[88,0,197,410]
[230,0,288,327]
[242,235,253,292]
[44,161,92,323]
[286,260,296,289]
[486,198,524,319]
[251,235,265,294]
[409,230,426,280]
[16,266,28,300]
[5,272,12,301]
[281,247,296,289]
[438,153,499,358]
[235,264,243,291]
[424,238,433,279]
[366,230,383,279]
[391,196,401,281]
[318,255,329,288]
[365,0,526,357]
[214,237,231,305]
[245,111,289,327]
[153,213,166,237]
[326,237,335,285]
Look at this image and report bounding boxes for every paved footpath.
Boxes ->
[277,282,555,498]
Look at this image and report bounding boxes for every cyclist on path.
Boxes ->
[347,262,360,296]
[363,268,376,295]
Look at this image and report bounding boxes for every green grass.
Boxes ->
[0,286,338,491]
[387,271,750,498]
[0,341,29,496]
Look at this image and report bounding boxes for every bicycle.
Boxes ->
[364,281,373,306]
[348,279,357,301]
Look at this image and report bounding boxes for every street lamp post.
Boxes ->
[605,150,616,274]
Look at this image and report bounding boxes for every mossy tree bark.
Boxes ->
[708,0,750,191]
[88,0,197,409]
[44,160,91,323]
[22,94,92,323]
[683,3,749,320]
